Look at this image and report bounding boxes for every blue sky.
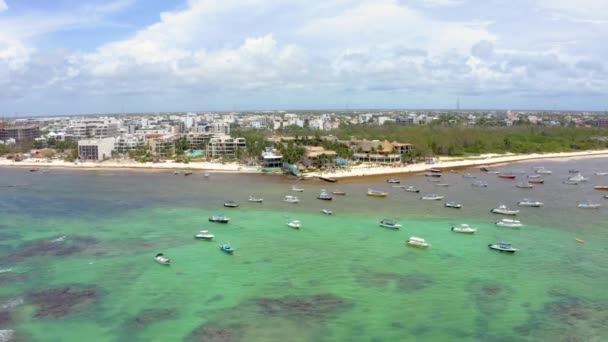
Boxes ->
[0,0,607,115]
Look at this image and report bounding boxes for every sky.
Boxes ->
[0,0,607,115]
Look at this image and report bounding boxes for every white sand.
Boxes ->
[2,149,608,178]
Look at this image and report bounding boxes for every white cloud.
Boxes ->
[0,0,7,12]
[421,0,464,7]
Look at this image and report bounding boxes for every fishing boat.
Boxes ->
[154,253,171,265]
[568,173,588,182]
[578,202,601,209]
[535,168,552,175]
[528,179,544,184]
[405,186,420,193]
[391,185,407,189]
[495,219,523,228]
[331,190,346,195]
[379,219,401,229]
[386,179,401,184]
[596,172,608,176]
[287,220,301,229]
[576,238,585,244]
[194,230,215,240]
[516,182,534,189]
[435,183,450,187]
[498,174,516,179]
[319,176,338,183]
[29,168,39,172]
[184,171,193,176]
[425,173,442,178]
[219,243,235,254]
[517,199,543,207]
[472,180,488,187]
[568,169,580,173]
[491,204,519,215]
[317,189,333,201]
[367,189,388,197]
[427,168,442,173]
[527,174,541,179]
[421,194,444,201]
[209,214,230,223]
[248,196,263,203]
[283,195,300,203]
[406,236,430,248]
[224,201,239,208]
[480,166,490,172]
[462,173,476,179]
[451,224,477,234]
[444,201,462,209]
[321,209,334,215]
[488,242,518,253]
[291,185,304,192]
[173,171,181,175]
[593,186,608,191]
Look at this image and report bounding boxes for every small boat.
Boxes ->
[287,220,301,229]
[219,243,234,254]
[209,214,230,223]
[528,179,544,184]
[495,219,523,228]
[427,178,441,183]
[568,173,588,182]
[379,219,401,229]
[462,173,476,179]
[405,186,420,193]
[568,169,580,173]
[367,189,388,197]
[517,199,543,207]
[29,168,39,172]
[386,179,401,184]
[283,195,300,203]
[444,201,462,209]
[424,173,442,178]
[184,171,193,176]
[248,196,263,203]
[406,236,430,248]
[194,230,215,240]
[317,189,333,201]
[593,186,608,191]
[596,172,608,176]
[480,166,491,172]
[435,183,450,187]
[173,171,181,175]
[427,168,442,173]
[516,182,534,189]
[421,194,444,201]
[577,202,601,209]
[535,168,552,175]
[472,180,488,187]
[319,176,338,183]
[224,201,239,208]
[487,171,500,174]
[527,174,541,179]
[321,209,334,215]
[204,173,210,177]
[498,174,516,179]
[563,180,580,185]
[291,186,304,192]
[488,242,517,253]
[575,238,585,244]
[391,185,407,189]
[605,195,608,199]
[331,190,346,195]
[451,224,477,234]
[154,253,171,265]
[491,204,519,215]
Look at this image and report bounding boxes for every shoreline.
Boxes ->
[1,149,608,177]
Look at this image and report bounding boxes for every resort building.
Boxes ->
[302,146,337,168]
[115,135,144,152]
[78,137,116,161]
[349,139,413,164]
[0,124,41,141]
[207,135,246,159]
[261,147,283,168]
[147,134,181,159]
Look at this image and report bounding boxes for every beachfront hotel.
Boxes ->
[77,137,116,161]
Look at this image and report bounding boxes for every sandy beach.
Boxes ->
[2,149,608,178]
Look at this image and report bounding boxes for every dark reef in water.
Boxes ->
[467,279,514,341]
[0,310,12,328]
[0,272,28,285]
[26,286,99,318]
[186,324,238,342]
[254,293,352,319]
[7,235,99,262]
[131,308,178,328]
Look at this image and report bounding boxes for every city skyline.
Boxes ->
[1,0,607,115]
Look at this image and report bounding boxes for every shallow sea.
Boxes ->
[1,158,607,341]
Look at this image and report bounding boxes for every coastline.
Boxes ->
[1,149,608,177]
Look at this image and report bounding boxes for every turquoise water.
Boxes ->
[1,158,607,341]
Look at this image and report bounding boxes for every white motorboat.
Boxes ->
[379,219,401,229]
[321,209,334,215]
[367,189,388,197]
[406,236,430,248]
[291,186,304,192]
[495,219,523,228]
[527,174,541,179]
[154,253,171,265]
[516,182,534,189]
[578,202,601,209]
[568,173,588,182]
[472,180,488,187]
[173,171,181,175]
[435,183,450,187]
[284,195,300,203]
[517,199,543,207]
[194,230,215,240]
[491,204,520,215]
[535,168,552,175]
[421,194,444,200]
[287,220,301,229]
[248,196,263,203]
[596,172,608,176]
[404,186,420,193]
[563,180,580,185]
[451,224,477,234]
[462,173,476,179]
[488,242,518,253]
[444,201,462,209]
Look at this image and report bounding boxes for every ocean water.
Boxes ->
[1,158,607,341]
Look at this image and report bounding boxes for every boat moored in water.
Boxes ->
[379,219,401,229]
[427,168,442,173]
[568,169,580,173]
[444,201,462,209]
[248,196,263,203]
[517,199,543,207]
[528,179,544,184]
[184,171,193,176]
[321,209,334,215]
[287,220,301,229]
[593,186,608,191]
[516,182,534,189]
[284,195,300,203]
[425,173,442,178]
[319,176,338,183]
[488,242,517,253]
[451,224,477,234]
[406,236,430,248]
[472,180,488,187]
[435,183,450,187]
[219,243,235,254]
[491,204,520,215]
[405,186,420,193]
[535,168,552,175]
[367,189,388,197]
[495,219,523,228]
[569,173,588,182]
[386,179,400,184]
[209,214,230,223]
[498,174,516,179]
[291,185,304,192]
[578,202,601,209]
[194,230,215,240]
[596,172,608,176]
[331,190,346,195]
[224,201,239,208]
[462,173,476,179]
[155,253,171,265]
[317,189,333,201]
[421,194,444,201]
[563,180,580,185]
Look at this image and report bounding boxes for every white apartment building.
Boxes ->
[78,137,116,161]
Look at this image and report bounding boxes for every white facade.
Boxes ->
[78,138,116,161]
